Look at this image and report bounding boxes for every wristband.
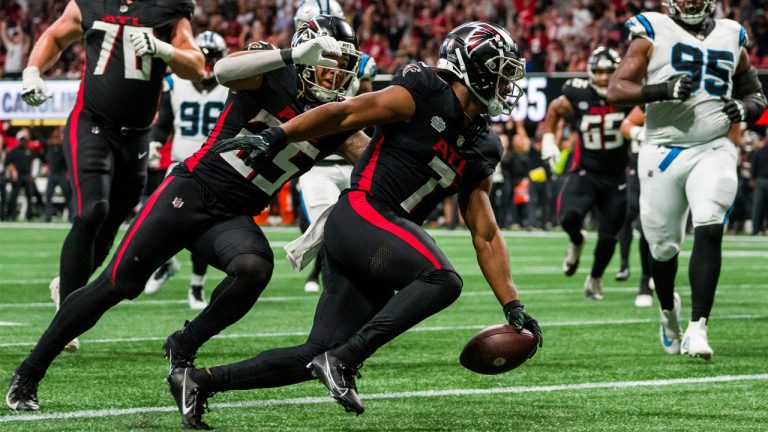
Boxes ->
[640,82,669,103]
[503,300,524,317]
[280,49,294,65]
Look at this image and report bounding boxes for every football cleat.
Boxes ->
[6,373,40,411]
[615,266,630,281]
[308,352,364,415]
[188,286,207,310]
[635,275,654,308]
[168,368,213,430]
[681,318,713,360]
[304,279,320,293]
[49,276,80,352]
[659,292,683,355]
[584,275,603,300]
[563,230,586,276]
[144,257,181,295]
[164,324,198,371]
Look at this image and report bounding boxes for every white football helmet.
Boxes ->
[294,0,344,29]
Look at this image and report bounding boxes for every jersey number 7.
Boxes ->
[92,21,153,81]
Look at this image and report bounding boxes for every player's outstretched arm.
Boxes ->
[459,176,543,345]
[164,18,205,81]
[21,0,83,106]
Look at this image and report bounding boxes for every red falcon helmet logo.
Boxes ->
[465,23,507,55]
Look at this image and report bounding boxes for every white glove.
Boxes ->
[148,140,163,169]
[21,67,52,106]
[291,35,341,68]
[541,132,560,170]
[130,32,174,62]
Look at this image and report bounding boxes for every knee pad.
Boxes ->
[560,211,582,231]
[226,253,274,288]
[422,269,463,304]
[78,199,110,225]
[649,241,680,262]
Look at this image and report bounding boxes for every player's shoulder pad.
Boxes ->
[391,62,446,101]
[625,12,662,41]
[562,78,589,98]
[357,53,378,80]
[717,18,749,48]
[156,0,195,20]
[474,125,502,164]
[246,40,276,51]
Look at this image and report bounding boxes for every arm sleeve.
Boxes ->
[150,90,174,143]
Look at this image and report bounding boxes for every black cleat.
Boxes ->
[167,367,213,430]
[308,352,364,415]
[6,373,40,411]
[164,322,198,371]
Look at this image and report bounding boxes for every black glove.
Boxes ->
[641,74,693,103]
[721,98,747,123]
[213,126,287,167]
[503,300,543,348]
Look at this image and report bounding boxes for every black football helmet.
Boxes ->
[587,47,620,97]
[292,15,361,102]
[436,22,525,116]
[195,31,227,82]
[668,0,715,25]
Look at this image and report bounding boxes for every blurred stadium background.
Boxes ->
[0,1,767,430]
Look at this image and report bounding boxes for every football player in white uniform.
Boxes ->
[293,0,378,293]
[143,31,230,309]
[608,0,766,359]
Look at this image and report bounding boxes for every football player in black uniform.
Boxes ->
[20,0,206,352]
[166,22,542,427]
[6,16,369,417]
[542,47,630,300]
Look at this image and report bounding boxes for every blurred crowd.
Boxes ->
[1,0,768,234]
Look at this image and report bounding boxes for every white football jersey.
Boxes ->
[165,74,230,162]
[625,12,747,147]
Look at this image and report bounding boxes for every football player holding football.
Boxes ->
[165,22,542,426]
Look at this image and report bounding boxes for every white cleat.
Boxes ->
[187,286,207,310]
[144,257,181,294]
[563,230,587,276]
[584,275,603,300]
[681,318,713,360]
[635,294,653,308]
[659,292,682,355]
[49,276,80,352]
[304,280,320,293]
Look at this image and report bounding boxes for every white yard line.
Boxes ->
[0,373,766,423]
[0,314,764,348]
[0,284,763,309]
[0,321,23,327]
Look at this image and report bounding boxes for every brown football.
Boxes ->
[459,325,538,375]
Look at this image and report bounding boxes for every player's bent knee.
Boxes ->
[226,253,274,288]
[423,269,463,305]
[650,242,679,262]
[78,199,110,225]
[560,211,582,230]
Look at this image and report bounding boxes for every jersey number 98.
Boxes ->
[180,102,225,137]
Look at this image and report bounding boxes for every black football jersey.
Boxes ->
[350,64,501,225]
[183,42,353,215]
[563,78,630,176]
[76,0,194,128]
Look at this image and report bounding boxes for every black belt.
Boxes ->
[80,110,151,136]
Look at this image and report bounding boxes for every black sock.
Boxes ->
[591,236,618,279]
[190,368,215,392]
[639,232,651,278]
[59,217,101,301]
[180,254,272,350]
[617,222,632,269]
[651,254,678,311]
[19,273,126,378]
[689,224,723,321]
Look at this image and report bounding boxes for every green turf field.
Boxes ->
[0,223,766,431]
